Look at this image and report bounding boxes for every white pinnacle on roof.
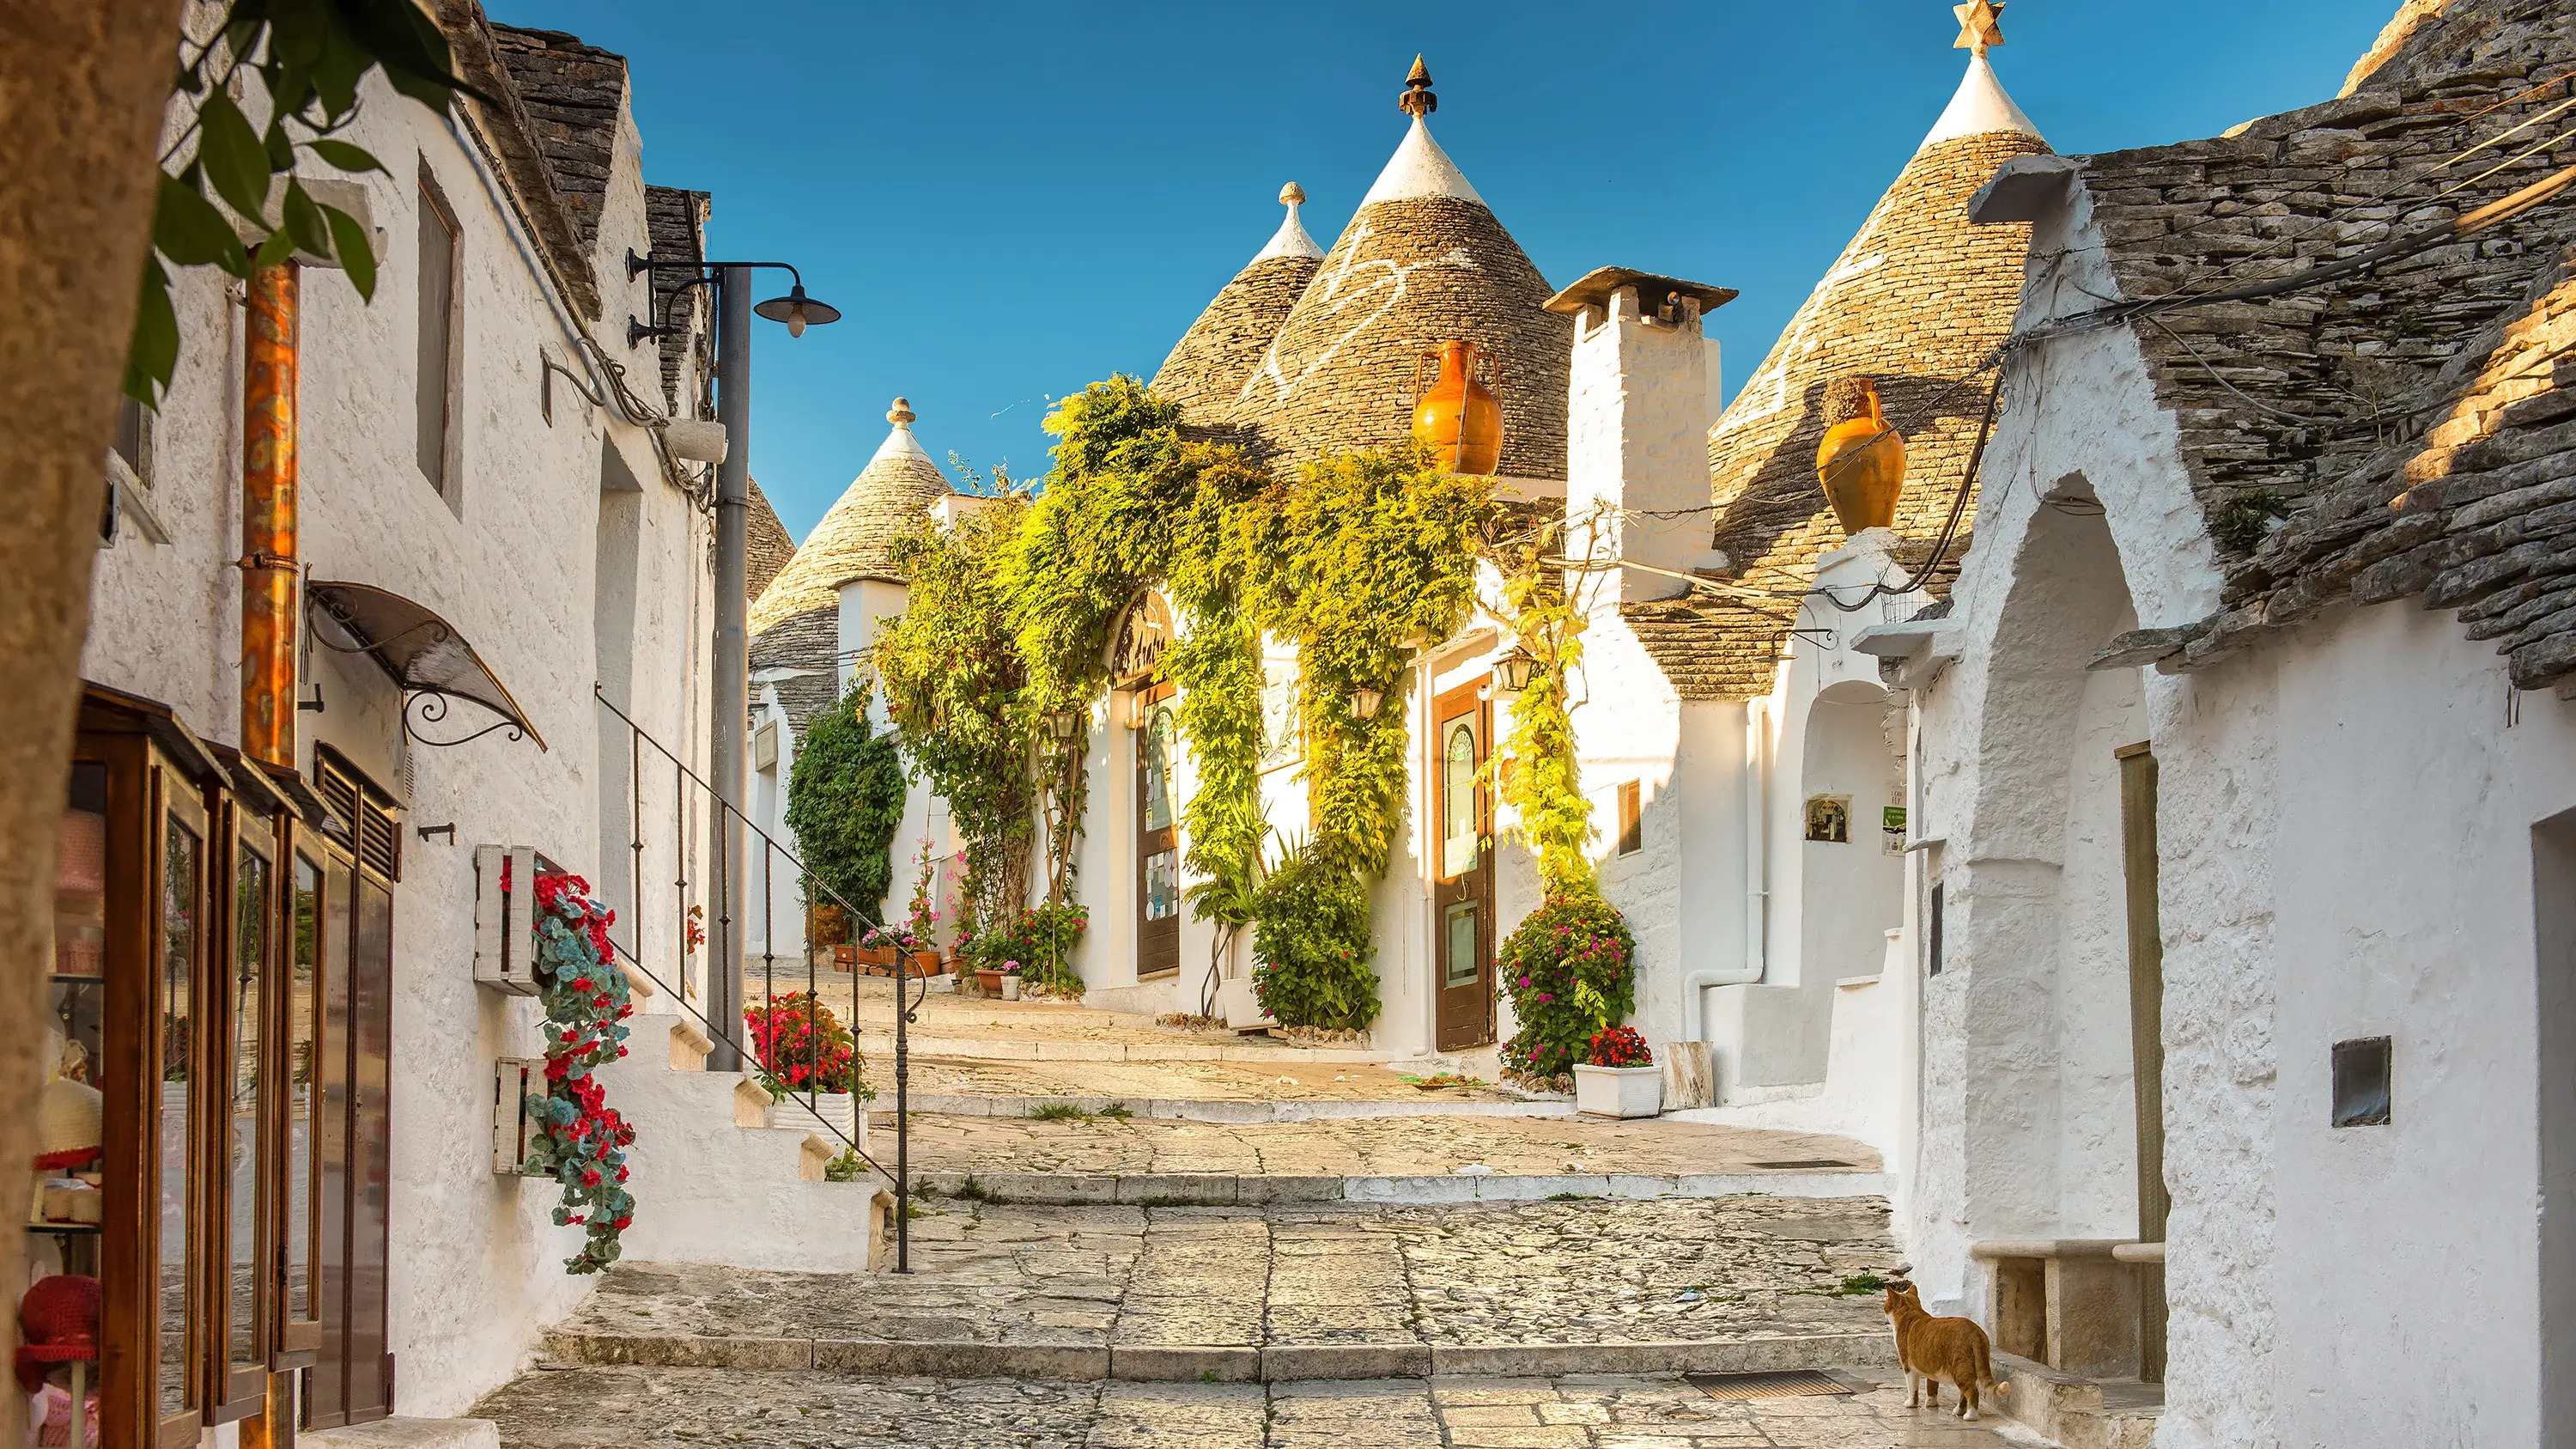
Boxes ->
[1918,52,2041,149]
[1251,181,1325,263]
[1358,116,1488,209]
[870,396,932,465]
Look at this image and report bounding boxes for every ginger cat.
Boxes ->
[1882,1281,2008,1421]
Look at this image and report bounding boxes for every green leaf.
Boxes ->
[281,180,332,259]
[336,0,494,108]
[152,174,250,272]
[261,119,295,173]
[321,204,376,300]
[308,17,369,119]
[123,258,179,406]
[307,137,384,174]
[252,227,298,270]
[197,90,276,222]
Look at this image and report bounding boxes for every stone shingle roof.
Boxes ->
[2025,0,2576,686]
[747,478,794,603]
[487,26,626,252]
[749,404,954,636]
[1153,188,1323,432]
[433,0,598,319]
[1229,114,1571,481]
[1668,70,2048,699]
[643,185,712,415]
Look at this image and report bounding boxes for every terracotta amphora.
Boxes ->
[1814,376,1907,535]
[1413,340,1504,476]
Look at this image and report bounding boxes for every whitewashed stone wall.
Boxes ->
[82,71,714,1416]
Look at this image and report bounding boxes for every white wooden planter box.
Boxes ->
[473,844,563,996]
[494,1056,542,1174]
[1573,1063,1663,1118]
[767,1091,865,1146]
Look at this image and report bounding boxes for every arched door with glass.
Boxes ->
[1135,680,1181,979]
[1433,681,1494,1049]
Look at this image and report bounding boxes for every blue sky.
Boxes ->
[500,1,2394,539]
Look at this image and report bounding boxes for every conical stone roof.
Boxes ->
[750,399,953,636]
[1153,184,1326,429]
[1228,64,1570,481]
[1678,51,2050,697]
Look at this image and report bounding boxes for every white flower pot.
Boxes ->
[999,977,1022,1001]
[765,1092,861,1142]
[1573,1063,1663,1119]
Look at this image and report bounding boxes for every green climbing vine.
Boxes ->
[782,679,907,927]
[870,374,1608,1036]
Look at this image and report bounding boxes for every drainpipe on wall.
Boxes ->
[1680,695,1769,1040]
[241,261,299,770]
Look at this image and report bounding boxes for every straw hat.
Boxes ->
[15,1275,100,1392]
[33,1079,102,1172]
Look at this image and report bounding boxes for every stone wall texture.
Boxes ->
[1151,253,1319,432]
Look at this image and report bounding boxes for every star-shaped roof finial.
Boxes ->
[1953,0,2006,55]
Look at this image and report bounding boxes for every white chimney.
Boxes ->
[1552,268,1736,606]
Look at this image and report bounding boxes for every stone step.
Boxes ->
[301,1418,500,1449]
[899,1093,1571,1123]
[1996,1353,2164,1449]
[853,1033,1394,1065]
[541,1330,1895,1383]
[908,1167,1892,1206]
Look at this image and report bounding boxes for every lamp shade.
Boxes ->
[1351,687,1384,721]
[754,283,841,338]
[1494,650,1538,693]
[1046,709,1083,742]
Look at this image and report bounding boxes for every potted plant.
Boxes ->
[999,964,1022,1001]
[744,993,871,1138]
[1572,1026,1661,1118]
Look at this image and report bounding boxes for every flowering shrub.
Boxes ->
[1586,1025,1652,1068]
[524,868,636,1275]
[744,992,866,1098]
[1250,844,1378,1031]
[958,900,1088,995]
[1498,892,1637,1083]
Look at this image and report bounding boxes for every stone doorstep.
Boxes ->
[543,1330,1892,1383]
[852,1034,1394,1066]
[908,1170,1891,1207]
[299,1418,500,1449]
[1994,1352,2164,1449]
[899,1094,1571,1123]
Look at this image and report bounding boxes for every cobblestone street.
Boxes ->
[890,1114,1879,1182]
[478,1366,2032,1448]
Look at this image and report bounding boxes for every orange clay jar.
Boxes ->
[1814,376,1907,535]
[1412,340,1504,476]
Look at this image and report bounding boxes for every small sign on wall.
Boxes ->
[1883,805,1907,855]
[1805,794,1850,843]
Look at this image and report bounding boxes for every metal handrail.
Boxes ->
[592,685,922,1271]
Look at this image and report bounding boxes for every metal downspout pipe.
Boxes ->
[242,262,299,770]
[1680,695,1769,1044]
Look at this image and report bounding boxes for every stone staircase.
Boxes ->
[1996,1353,2164,1448]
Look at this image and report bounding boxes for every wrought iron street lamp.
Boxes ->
[1494,649,1538,694]
[1351,686,1384,721]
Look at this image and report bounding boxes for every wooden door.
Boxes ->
[1134,681,1180,980]
[1433,683,1495,1050]
[2117,741,2169,1383]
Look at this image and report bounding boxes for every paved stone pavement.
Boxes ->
[886,1113,1878,1180]
[746,971,1259,1051]
[545,1197,1900,1367]
[904,1054,1522,1105]
[477,1366,2033,1447]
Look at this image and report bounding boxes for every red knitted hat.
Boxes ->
[15,1276,100,1393]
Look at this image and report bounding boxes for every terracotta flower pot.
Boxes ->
[1412,339,1503,476]
[1814,376,1907,536]
[974,969,1004,995]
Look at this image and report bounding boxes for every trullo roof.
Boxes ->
[749,399,954,636]
[1151,184,1326,429]
[1226,60,1571,480]
[1663,46,2050,698]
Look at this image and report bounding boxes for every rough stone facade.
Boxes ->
[488,25,625,250]
[1233,195,1571,482]
[2011,0,2576,684]
[1692,128,2049,699]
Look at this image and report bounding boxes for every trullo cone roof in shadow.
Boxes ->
[1226,59,1571,480]
[1659,42,2049,699]
[750,399,954,636]
[1152,184,1326,429]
